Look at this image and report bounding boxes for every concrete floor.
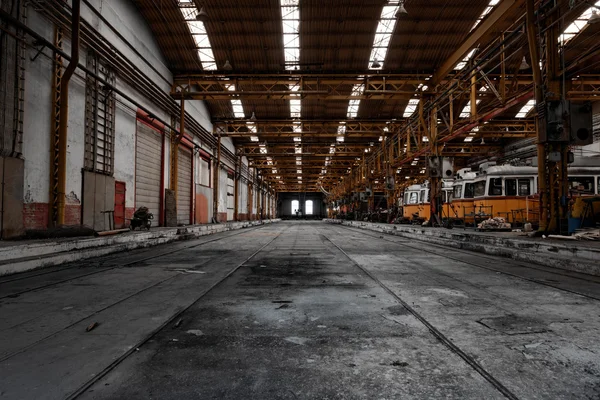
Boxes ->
[1,221,600,399]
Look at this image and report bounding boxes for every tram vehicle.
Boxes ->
[471,160,600,226]
[402,180,454,222]
[449,168,477,222]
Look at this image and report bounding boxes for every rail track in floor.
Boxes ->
[65,225,288,400]
[0,223,274,300]
[317,229,520,400]
[330,223,600,302]
[0,224,284,364]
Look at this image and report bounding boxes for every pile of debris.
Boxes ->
[477,217,512,231]
[573,228,600,241]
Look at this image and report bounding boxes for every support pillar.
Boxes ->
[234,155,240,221]
[213,134,221,222]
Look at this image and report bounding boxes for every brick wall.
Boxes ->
[65,204,81,226]
[23,203,49,230]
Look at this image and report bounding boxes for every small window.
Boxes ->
[505,179,517,196]
[409,192,418,204]
[443,190,452,204]
[464,183,475,198]
[305,200,313,215]
[474,181,486,197]
[518,179,531,196]
[453,185,462,199]
[488,178,503,196]
[568,177,594,195]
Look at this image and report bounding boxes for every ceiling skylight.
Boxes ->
[454,0,501,71]
[403,98,420,118]
[460,86,487,118]
[178,1,216,70]
[470,0,500,31]
[516,99,536,118]
[454,49,477,71]
[280,0,300,70]
[559,1,600,43]
[368,2,402,70]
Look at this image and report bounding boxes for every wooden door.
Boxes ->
[115,181,126,228]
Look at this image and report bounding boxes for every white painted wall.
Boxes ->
[22,10,54,205]
[20,0,244,229]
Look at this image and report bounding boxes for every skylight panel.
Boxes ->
[516,99,536,118]
[368,2,401,70]
[347,99,361,118]
[280,0,300,70]
[231,99,245,118]
[559,1,600,44]
[454,49,477,71]
[470,0,500,31]
[290,99,302,118]
[403,98,420,118]
[178,2,216,70]
[454,0,502,71]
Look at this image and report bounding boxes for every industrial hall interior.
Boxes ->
[2,0,600,398]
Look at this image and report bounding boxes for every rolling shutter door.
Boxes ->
[135,121,162,226]
[177,146,192,225]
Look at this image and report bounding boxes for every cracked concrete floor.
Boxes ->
[2,221,600,399]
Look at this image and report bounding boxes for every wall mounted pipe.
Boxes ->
[56,0,80,225]
[0,6,238,170]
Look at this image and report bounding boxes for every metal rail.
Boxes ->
[318,229,520,400]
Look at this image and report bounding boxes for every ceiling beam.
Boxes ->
[432,0,525,86]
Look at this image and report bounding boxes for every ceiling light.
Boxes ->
[196,6,208,22]
[519,56,529,70]
[222,60,233,71]
[481,138,485,145]
[396,2,408,17]
[250,111,257,121]
[461,148,465,153]
[371,59,381,69]
[589,10,600,24]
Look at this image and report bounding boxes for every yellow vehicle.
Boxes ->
[450,169,477,223]
[472,165,539,225]
[471,161,600,226]
[403,183,430,222]
[402,180,454,222]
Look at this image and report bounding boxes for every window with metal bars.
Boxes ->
[84,51,116,175]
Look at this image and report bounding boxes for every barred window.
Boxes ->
[84,51,115,175]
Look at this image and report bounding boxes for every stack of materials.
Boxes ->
[573,228,600,241]
[477,217,512,231]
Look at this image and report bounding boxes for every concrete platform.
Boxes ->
[1,221,599,399]
[0,219,280,276]
[326,219,600,277]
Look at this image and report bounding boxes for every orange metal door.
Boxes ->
[115,181,126,228]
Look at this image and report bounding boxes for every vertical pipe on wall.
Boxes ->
[56,0,81,225]
[213,134,221,222]
[234,155,239,221]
